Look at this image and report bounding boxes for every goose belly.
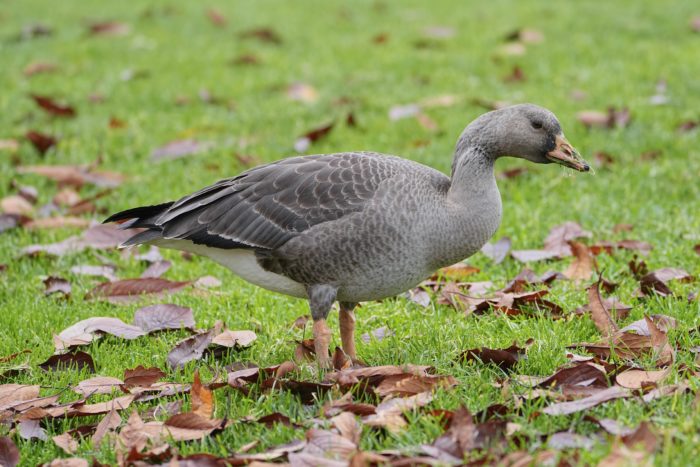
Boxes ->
[154,240,308,298]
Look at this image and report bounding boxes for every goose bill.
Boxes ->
[546,135,590,172]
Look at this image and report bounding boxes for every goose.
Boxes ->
[105,104,589,367]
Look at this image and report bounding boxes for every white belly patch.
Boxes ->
[153,240,307,298]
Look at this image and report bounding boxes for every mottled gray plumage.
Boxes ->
[106,103,589,366]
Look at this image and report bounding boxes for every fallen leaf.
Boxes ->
[586,277,618,337]
[212,330,257,348]
[294,122,335,152]
[434,262,479,281]
[123,365,165,388]
[43,276,71,298]
[86,278,191,303]
[616,367,670,390]
[238,27,282,44]
[389,104,420,121]
[639,268,692,297]
[52,433,78,455]
[575,296,631,321]
[92,404,121,447]
[17,164,124,188]
[18,419,47,441]
[480,237,511,264]
[167,330,214,369]
[191,370,214,419]
[23,61,58,76]
[503,65,526,83]
[133,304,195,333]
[536,361,608,389]
[206,8,226,26]
[25,131,57,155]
[55,317,146,350]
[74,376,124,396]
[460,342,530,370]
[39,352,95,373]
[545,222,591,256]
[564,242,595,281]
[291,315,310,329]
[431,407,504,458]
[622,422,658,453]
[286,82,318,103]
[543,386,629,415]
[1,195,34,216]
[88,21,129,36]
[510,249,559,262]
[375,374,457,397]
[26,217,91,230]
[616,239,653,255]
[619,314,676,335]
[0,384,40,410]
[151,139,211,161]
[30,94,75,117]
[361,326,394,343]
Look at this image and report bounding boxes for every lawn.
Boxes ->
[1,0,700,465]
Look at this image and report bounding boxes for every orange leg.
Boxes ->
[313,319,332,369]
[339,302,357,360]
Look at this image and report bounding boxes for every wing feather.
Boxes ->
[151,152,400,250]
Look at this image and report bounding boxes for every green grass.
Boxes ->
[1,0,700,464]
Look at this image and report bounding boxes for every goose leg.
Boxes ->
[339,302,358,360]
[308,284,337,369]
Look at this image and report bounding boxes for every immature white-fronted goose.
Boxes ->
[105,104,589,367]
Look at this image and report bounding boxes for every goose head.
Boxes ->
[459,103,590,172]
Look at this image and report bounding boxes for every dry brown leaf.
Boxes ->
[52,432,78,455]
[433,262,479,281]
[25,217,91,230]
[191,370,214,419]
[123,365,165,388]
[616,367,670,390]
[460,342,530,370]
[331,412,361,445]
[86,278,191,304]
[286,82,318,103]
[92,404,121,447]
[212,330,257,348]
[18,164,124,188]
[43,276,71,298]
[39,352,95,373]
[587,278,619,338]
[30,94,76,117]
[206,8,226,26]
[480,237,511,264]
[18,419,47,441]
[55,317,146,350]
[74,376,123,396]
[1,195,33,216]
[25,131,57,155]
[294,122,335,152]
[23,61,58,76]
[375,374,457,397]
[132,304,195,333]
[167,330,214,369]
[543,386,629,415]
[0,384,40,411]
[564,241,595,281]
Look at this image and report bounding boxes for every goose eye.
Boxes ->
[531,121,543,130]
